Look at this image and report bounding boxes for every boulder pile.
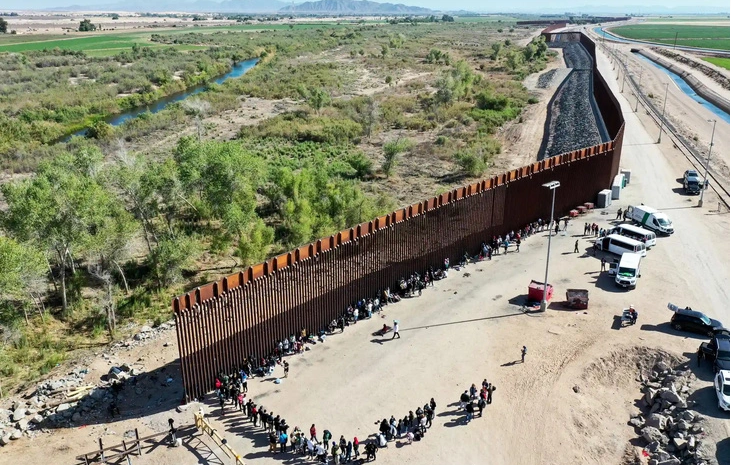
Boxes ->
[630,360,710,465]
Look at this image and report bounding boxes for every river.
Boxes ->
[67,57,259,139]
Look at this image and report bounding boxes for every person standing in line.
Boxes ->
[353,437,360,459]
[460,390,470,409]
[477,397,486,417]
[283,361,289,378]
[310,424,317,443]
[487,385,495,404]
[345,441,353,462]
[574,240,579,253]
[392,320,400,339]
[465,402,474,422]
[601,257,606,272]
[279,431,288,453]
[470,383,477,400]
[521,346,527,363]
[353,306,359,323]
[516,237,521,252]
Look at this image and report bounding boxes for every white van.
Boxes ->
[615,253,642,289]
[627,205,674,235]
[610,224,657,247]
[595,234,647,257]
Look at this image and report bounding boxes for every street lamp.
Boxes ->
[698,119,717,208]
[540,181,560,312]
[657,82,669,144]
[634,67,643,112]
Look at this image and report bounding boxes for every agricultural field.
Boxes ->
[608,24,730,50]
[0,23,347,55]
[0,20,551,392]
[646,15,730,24]
[702,56,731,69]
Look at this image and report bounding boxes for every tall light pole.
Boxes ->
[657,82,669,144]
[634,67,643,112]
[540,181,560,312]
[698,119,717,208]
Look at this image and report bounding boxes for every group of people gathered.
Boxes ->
[459,379,497,422]
[376,397,437,449]
[204,216,554,461]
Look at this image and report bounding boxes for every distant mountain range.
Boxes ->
[48,0,433,13]
[280,0,432,14]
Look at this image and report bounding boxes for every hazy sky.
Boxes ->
[2,0,730,13]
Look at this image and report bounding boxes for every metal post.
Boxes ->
[698,119,716,208]
[634,68,643,112]
[540,181,560,312]
[621,73,627,92]
[673,31,678,51]
[657,82,669,143]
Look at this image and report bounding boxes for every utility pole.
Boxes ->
[698,119,717,208]
[657,82,669,144]
[634,67,643,112]
[673,31,678,51]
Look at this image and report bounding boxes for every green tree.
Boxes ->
[111,13,119,20]
[490,42,502,60]
[0,18,8,34]
[86,121,113,140]
[506,50,522,71]
[297,86,331,115]
[147,236,201,288]
[382,138,412,177]
[441,14,455,22]
[79,19,96,31]
[381,44,389,59]
[1,149,115,313]
[0,237,47,324]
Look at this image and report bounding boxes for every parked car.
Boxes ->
[669,307,725,337]
[714,370,730,412]
[700,336,731,373]
[683,169,702,195]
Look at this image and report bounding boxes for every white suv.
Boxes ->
[714,370,730,412]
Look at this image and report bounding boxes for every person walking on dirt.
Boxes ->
[574,240,579,253]
[623,208,629,221]
[521,346,527,363]
[616,208,622,220]
[516,237,521,252]
[310,424,317,442]
[601,257,606,272]
[283,361,289,378]
[392,320,400,339]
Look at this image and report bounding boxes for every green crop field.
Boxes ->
[609,24,730,50]
[703,56,731,69]
[0,23,345,56]
[647,16,730,23]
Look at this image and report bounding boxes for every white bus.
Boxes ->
[595,234,647,257]
[610,224,657,247]
[615,253,642,289]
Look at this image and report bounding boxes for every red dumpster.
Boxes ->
[528,280,553,302]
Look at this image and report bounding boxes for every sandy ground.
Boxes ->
[3,39,729,465]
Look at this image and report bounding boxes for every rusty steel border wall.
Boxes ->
[172,30,626,402]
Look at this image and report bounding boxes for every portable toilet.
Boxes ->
[611,174,624,200]
[597,189,612,208]
[620,169,631,185]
